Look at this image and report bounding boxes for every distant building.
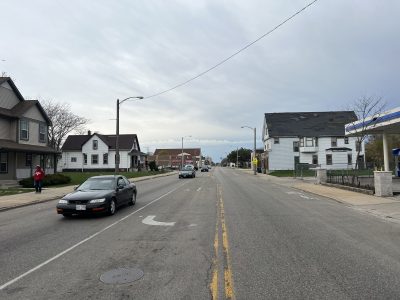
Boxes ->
[60,132,143,171]
[0,77,58,182]
[148,148,201,169]
[262,111,365,171]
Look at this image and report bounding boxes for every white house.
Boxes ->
[262,111,365,171]
[0,77,58,182]
[60,132,142,171]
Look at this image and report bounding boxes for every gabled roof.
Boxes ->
[264,111,357,137]
[154,148,201,156]
[0,77,52,125]
[0,77,25,102]
[62,134,139,151]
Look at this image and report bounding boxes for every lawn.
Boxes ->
[0,188,35,197]
[62,170,171,185]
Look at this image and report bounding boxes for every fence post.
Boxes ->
[316,169,327,184]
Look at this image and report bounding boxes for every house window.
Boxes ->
[20,119,29,140]
[331,137,337,147]
[356,141,361,152]
[315,137,318,147]
[0,153,8,173]
[300,138,304,147]
[293,141,299,152]
[93,140,98,150]
[92,154,98,164]
[306,137,314,147]
[71,157,77,163]
[103,153,108,164]
[83,153,87,165]
[39,123,46,143]
[348,154,352,165]
[326,154,332,165]
[312,155,318,165]
[274,137,279,144]
[344,137,349,144]
[25,154,32,166]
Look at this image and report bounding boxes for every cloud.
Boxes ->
[1,0,399,161]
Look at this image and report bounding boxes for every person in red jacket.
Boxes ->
[33,165,45,193]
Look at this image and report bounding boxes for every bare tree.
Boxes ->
[347,96,386,170]
[41,100,90,151]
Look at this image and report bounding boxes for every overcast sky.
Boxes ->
[1,0,399,162]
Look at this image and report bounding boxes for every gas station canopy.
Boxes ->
[345,106,400,135]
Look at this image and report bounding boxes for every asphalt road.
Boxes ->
[1,167,400,299]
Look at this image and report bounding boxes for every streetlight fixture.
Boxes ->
[181,135,192,169]
[241,125,257,175]
[115,96,144,173]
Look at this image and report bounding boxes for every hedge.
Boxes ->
[19,173,71,188]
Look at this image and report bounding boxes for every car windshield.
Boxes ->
[181,168,191,171]
[78,178,115,191]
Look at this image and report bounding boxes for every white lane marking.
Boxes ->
[286,191,314,199]
[197,187,202,192]
[142,215,175,226]
[0,182,187,291]
[189,224,197,227]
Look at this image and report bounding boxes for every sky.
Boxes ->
[1,0,399,162]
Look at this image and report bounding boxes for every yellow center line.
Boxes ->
[210,184,235,300]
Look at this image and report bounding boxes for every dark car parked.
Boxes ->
[56,175,137,217]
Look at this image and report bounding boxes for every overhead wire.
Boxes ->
[144,0,319,99]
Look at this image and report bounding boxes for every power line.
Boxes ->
[144,0,319,99]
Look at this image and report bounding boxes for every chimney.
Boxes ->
[88,130,91,135]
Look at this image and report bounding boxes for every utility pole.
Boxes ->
[236,147,239,168]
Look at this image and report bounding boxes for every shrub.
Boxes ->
[19,173,71,188]
[149,161,159,171]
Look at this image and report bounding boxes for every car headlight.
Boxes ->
[89,198,106,204]
[58,199,68,204]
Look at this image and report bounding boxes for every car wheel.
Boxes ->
[62,213,72,218]
[108,199,116,216]
[128,192,136,206]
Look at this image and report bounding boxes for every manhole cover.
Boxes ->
[100,268,144,284]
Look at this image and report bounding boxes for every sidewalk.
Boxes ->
[240,169,400,223]
[0,172,177,211]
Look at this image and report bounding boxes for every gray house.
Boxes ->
[0,77,58,182]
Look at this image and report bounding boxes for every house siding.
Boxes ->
[268,137,299,170]
[0,118,11,139]
[0,82,20,109]
[266,136,364,170]
[18,119,45,146]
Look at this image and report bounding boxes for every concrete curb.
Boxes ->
[0,171,177,212]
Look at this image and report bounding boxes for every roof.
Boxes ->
[62,134,139,151]
[0,78,52,125]
[265,111,357,137]
[154,148,201,156]
[0,77,25,102]
[0,139,59,154]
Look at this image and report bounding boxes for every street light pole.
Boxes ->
[115,96,143,173]
[181,135,191,169]
[241,126,257,175]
